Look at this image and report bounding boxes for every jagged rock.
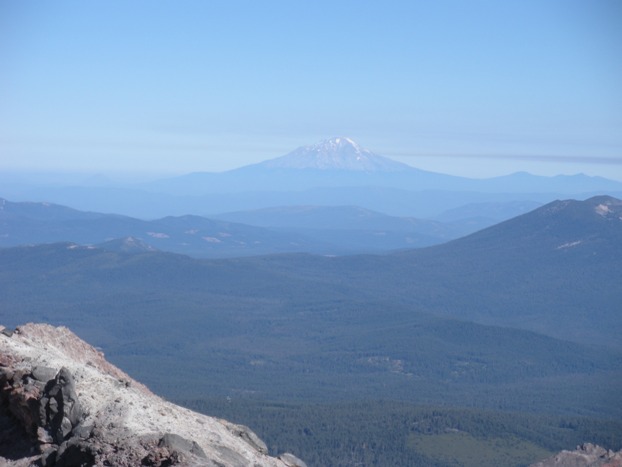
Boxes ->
[531,443,622,467]
[0,322,300,466]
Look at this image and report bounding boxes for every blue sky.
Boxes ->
[1,0,621,180]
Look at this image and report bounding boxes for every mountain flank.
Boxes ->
[0,323,305,467]
[382,195,622,345]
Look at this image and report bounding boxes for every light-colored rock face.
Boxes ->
[530,443,622,467]
[0,323,299,467]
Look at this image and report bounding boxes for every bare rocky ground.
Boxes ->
[0,323,306,467]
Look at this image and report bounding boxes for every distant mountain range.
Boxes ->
[0,197,323,257]
[0,197,535,256]
[147,137,622,193]
[1,196,620,417]
[143,137,622,197]
[1,137,621,219]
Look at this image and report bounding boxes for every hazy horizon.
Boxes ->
[2,135,622,185]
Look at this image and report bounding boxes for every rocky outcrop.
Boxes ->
[530,443,622,467]
[0,323,303,466]
[278,452,308,467]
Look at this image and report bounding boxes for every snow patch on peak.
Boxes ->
[326,136,358,147]
[261,137,411,172]
[306,137,363,155]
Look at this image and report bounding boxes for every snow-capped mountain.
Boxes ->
[258,137,412,172]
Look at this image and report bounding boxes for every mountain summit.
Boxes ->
[259,137,411,172]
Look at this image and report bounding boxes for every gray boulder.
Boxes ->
[39,367,83,444]
[158,432,207,459]
[31,366,57,383]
